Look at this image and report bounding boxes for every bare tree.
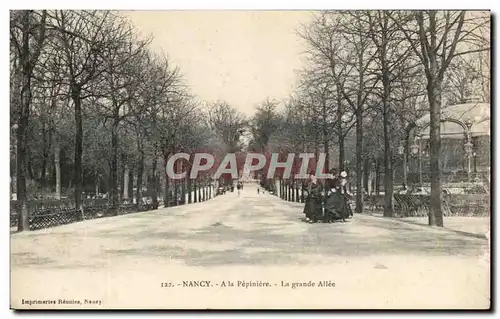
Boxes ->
[208,101,247,153]
[337,12,379,213]
[97,17,151,210]
[249,98,282,152]
[10,10,48,231]
[50,10,115,215]
[393,10,490,226]
[299,11,379,213]
[363,10,417,216]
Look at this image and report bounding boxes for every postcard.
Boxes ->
[10,9,491,310]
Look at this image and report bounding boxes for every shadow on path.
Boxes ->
[365,213,488,240]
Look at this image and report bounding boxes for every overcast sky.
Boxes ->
[124,11,315,116]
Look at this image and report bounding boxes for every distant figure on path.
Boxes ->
[257,188,260,194]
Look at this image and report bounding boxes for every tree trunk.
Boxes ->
[174,179,178,205]
[203,181,206,201]
[355,107,363,214]
[428,81,443,227]
[27,152,35,181]
[322,103,329,172]
[338,135,345,172]
[71,84,83,220]
[95,171,99,197]
[156,172,161,201]
[198,180,202,201]
[16,15,32,230]
[382,78,394,217]
[47,124,53,187]
[128,166,134,200]
[151,156,158,208]
[110,120,119,209]
[375,159,381,195]
[123,164,129,200]
[337,85,345,172]
[314,139,320,173]
[136,147,145,206]
[40,121,48,190]
[11,137,17,199]
[363,158,369,193]
[54,134,61,200]
[368,168,374,195]
[164,170,170,207]
[295,183,299,202]
[193,179,197,203]
[120,153,127,202]
[181,178,186,204]
[187,179,192,203]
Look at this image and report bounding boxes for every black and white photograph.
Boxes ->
[8,7,491,310]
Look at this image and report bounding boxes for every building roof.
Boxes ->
[414,102,490,139]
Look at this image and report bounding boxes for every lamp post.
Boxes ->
[473,152,477,173]
[464,119,474,182]
[410,136,422,187]
[464,140,473,181]
[397,143,407,187]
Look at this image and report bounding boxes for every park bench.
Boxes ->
[10,197,158,231]
[375,193,488,217]
[364,194,385,211]
[393,194,431,217]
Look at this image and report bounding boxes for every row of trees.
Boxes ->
[247,11,490,227]
[10,10,490,231]
[10,10,248,231]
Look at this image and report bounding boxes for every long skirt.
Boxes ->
[324,194,351,222]
[337,195,351,219]
[323,195,336,222]
[303,197,322,222]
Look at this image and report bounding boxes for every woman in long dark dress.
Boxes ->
[337,171,353,221]
[303,174,323,223]
[323,170,340,223]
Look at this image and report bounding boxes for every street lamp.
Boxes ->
[473,151,477,173]
[464,141,474,155]
[411,136,423,187]
[465,118,474,131]
[464,140,474,180]
[398,143,407,187]
[464,118,474,181]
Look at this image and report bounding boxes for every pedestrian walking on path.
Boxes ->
[303,173,323,223]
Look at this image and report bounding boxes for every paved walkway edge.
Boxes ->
[364,213,488,240]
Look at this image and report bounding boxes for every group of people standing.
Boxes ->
[303,169,353,224]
